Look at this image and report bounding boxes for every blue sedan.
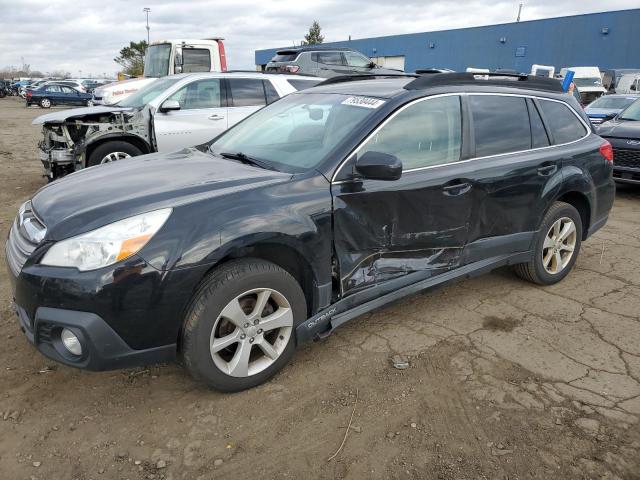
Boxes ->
[26,84,94,108]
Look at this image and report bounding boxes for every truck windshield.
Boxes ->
[573,77,603,88]
[116,77,181,108]
[210,92,379,173]
[144,44,172,78]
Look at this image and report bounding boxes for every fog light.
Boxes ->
[61,328,82,356]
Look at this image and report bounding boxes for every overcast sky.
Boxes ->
[0,0,638,77]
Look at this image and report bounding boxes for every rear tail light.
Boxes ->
[599,140,614,163]
[285,65,300,74]
[26,92,32,97]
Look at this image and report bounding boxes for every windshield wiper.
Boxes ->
[219,152,278,171]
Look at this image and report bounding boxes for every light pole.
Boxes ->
[143,8,151,44]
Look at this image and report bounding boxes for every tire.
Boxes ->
[87,141,143,167]
[514,201,582,285]
[40,98,51,108]
[86,99,94,106]
[181,258,307,392]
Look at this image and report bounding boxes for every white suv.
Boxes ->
[33,72,321,179]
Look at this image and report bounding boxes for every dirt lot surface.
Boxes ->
[1,96,640,479]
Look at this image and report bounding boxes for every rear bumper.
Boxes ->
[13,304,176,371]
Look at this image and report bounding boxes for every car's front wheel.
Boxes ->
[87,141,142,167]
[181,259,307,392]
[514,201,582,285]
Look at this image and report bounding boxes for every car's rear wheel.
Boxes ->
[87,141,143,167]
[40,98,51,108]
[514,201,582,285]
[181,258,307,392]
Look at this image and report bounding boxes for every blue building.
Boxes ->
[255,8,640,73]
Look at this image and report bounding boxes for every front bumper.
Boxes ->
[13,304,176,370]
[6,253,207,371]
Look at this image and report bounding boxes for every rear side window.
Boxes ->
[182,49,211,73]
[470,95,531,157]
[263,81,279,104]
[287,79,322,91]
[312,52,345,65]
[527,99,550,148]
[228,78,266,107]
[538,100,588,144]
[272,53,297,62]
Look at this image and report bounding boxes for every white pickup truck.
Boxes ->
[94,38,227,105]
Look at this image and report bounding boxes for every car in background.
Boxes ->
[26,84,94,108]
[560,67,607,104]
[34,72,321,179]
[585,94,639,124]
[601,69,640,93]
[616,73,640,95]
[265,46,402,78]
[597,100,640,184]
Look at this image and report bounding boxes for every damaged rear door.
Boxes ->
[332,94,473,295]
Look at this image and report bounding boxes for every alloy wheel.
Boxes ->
[100,151,131,164]
[41,98,51,108]
[210,288,293,377]
[542,217,577,274]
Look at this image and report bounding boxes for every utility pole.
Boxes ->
[516,2,523,22]
[143,7,151,44]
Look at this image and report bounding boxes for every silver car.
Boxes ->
[33,72,320,179]
[265,47,402,78]
[584,94,639,124]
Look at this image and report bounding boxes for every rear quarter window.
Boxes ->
[538,100,588,145]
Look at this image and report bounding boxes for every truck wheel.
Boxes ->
[514,201,582,285]
[40,98,51,108]
[87,141,143,167]
[181,258,307,392]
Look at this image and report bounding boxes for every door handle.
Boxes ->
[537,164,557,176]
[442,180,472,196]
[208,114,225,121]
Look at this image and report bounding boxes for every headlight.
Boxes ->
[42,208,172,271]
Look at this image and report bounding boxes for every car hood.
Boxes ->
[31,148,291,240]
[597,120,640,138]
[32,106,134,125]
[585,107,621,116]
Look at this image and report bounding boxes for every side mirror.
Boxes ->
[355,151,402,181]
[368,62,377,69]
[159,99,181,113]
[174,47,183,74]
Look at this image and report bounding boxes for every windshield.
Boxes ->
[116,77,180,108]
[618,99,640,121]
[573,77,603,88]
[210,93,380,173]
[144,44,172,78]
[588,96,637,109]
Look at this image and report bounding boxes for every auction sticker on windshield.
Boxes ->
[341,96,386,109]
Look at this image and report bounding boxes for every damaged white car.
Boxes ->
[34,72,320,179]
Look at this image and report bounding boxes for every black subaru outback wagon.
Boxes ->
[6,73,615,392]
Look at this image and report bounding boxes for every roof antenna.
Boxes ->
[516,2,523,22]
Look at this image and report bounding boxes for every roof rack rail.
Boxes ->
[225,70,321,78]
[404,72,564,92]
[317,73,419,87]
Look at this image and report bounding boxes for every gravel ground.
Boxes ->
[1,96,639,480]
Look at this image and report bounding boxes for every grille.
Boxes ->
[5,202,46,276]
[613,148,640,169]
